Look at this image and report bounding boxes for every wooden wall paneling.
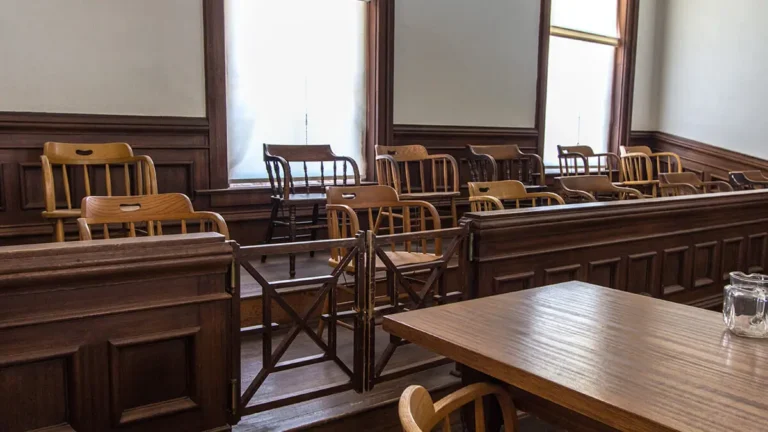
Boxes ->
[747,232,768,274]
[492,271,536,295]
[466,190,768,310]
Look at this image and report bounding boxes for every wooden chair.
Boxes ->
[399,383,518,432]
[556,175,644,203]
[263,144,360,278]
[320,185,442,337]
[78,193,229,240]
[468,180,564,211]
[466,144,545,191]
[376,144,460,227]
[619,152,660,197]
[730,170,768,190]
[557,145,622,182]
[660,172,733,196]
[40,141,157,242]
[619,145,683,176]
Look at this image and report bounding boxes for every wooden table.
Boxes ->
[383,281,768,432]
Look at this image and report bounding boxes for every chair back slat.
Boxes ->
[468,180,564,211]
[264,144,361,198]
[376,145,459,195]
[466,144,544,186]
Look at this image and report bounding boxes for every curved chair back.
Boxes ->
[620,145,683,176]
[399,383,518,432]
[730,170,768,190]
[468,180,564,211]
[556,175,644,203]
[78,193,229,240]
[557,145,621,181]
[660,172,733,196]
[263,144,360,198]
[466,144,545,186]
[375,144,459,195]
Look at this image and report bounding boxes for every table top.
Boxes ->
[383,281,768,432]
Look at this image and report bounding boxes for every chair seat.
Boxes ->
[330,250,441,272]
[273,193,327,204]
[400,192,460,200]
[42,209,81,219]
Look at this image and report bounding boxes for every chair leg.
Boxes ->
[450,197,458,227]
[54,219,65,242]
[289,205,296,278]
[309,203,319,258]
[261,200,280,263]
[317,295,329,340]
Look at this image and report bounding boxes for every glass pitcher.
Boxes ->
[724,272,768,338]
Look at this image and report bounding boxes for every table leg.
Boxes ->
[458,363,503,432]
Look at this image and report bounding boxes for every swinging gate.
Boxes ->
[229,224,469,422]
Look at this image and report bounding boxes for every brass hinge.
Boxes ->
[230,379,238,415]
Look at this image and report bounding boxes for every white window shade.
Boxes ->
[225,0,367,181]
[551,0,618,37]
[543,36,615,166]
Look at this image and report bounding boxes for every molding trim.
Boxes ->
[393,124,538,138]
[0,112,209,134]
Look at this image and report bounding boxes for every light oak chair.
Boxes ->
[263,144,360,278]
[619,152,659,197]
[730,170,768,190]
[556,175,644,203]
[320,185,442,337]
[399,383,518,432]
[620,145,683,176]
[78,193,229,240]
[557,145,622,182]
[660,172,733,197]
[41,141,157,242]
[468,180,564,211]
[376,144,460,227]
[466,144,546,191]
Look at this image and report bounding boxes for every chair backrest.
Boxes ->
[621,153,654,182]
[375,145,459,195]
[78,193,229,240]
[557,145,621,181]
[263,144,361,198]
[620,145,683,176]
[326,185,441,261]
[467,180,564,211]
[730,170,768,190]
[399,383,518,432]
[466,144,544,185]
[41,142,157,212]
[619,145,652,156]
[660,172,702,186]
[556,175,643,202]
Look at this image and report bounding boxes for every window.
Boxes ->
[225,0,367,181]
[543,0,620,166]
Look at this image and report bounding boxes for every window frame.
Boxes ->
[535,0,639,164]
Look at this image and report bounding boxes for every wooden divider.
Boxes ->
[0,233,234,432]
[464,189,768,309]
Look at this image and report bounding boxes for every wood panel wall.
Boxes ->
[0,233,233,432]
[464,190,768,309]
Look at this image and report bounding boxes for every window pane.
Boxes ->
[543,36,615,166]
[226,0,366,180]
[551,0,618,38]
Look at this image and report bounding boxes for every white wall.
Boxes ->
[654,0,768,158]
[393,0,540,127]
[0,0,206,117]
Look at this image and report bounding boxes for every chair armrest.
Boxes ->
[526,153,546,185]
[469,196,504,211]
[526,192,565,205]
[702,180,733,192]
[332,155,362,185]
[264,154,293,197]
[613,185,645,199]
[192,211,231,239]
[325,204,361,235]
[424,154,460,192]
[660,183,699,196]
[396,200,442,230]
[375,154,401,188]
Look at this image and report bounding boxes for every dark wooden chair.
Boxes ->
[263,144,361,278]
[466,144,545,191]
[376,144,460,227]
[660,172,733,196]
[730,170,768,190]
[399,383,518,432]
[557,145,622,182]
[556,175,644,203]
[468,180,563,211]
[40,141,157,242]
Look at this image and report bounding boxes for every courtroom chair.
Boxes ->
[263,143,360,278]
[619,151,660,197]
[556,175,644,203]
[659,172,733,197]
[468,180,564,211]
[320,184,442,337]
[619,145,683,176]
[730,170,768,190]
[466,144,545,191]
[78,193,229,240]
[399,383,518,432]
[557,145,622,182]
[375,144,460,227]
[41,141,157,242]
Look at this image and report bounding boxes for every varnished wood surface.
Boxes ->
[384,281,768,432]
